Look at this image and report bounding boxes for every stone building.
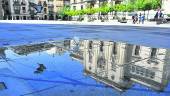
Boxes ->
[162,0,170,14]
[47,0,70,20]
[0,0,3,20]
[70,0,123,20]
[0,0,49,20]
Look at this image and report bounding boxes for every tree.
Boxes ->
[143,0,152,20]
[151,0,161,10]
[134,0,145,11]
[126,3,134,12]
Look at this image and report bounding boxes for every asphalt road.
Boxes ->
[0,23,170,48]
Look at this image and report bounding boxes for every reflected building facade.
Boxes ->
[0,48,7,61]
[11,43,55,55]
[127,45,170,91]
[83,40,133,91]
[80,40,170,92]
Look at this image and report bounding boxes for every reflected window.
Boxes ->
[112,42,117,55]
[97,57,105,69]
[134,46,140,56]
[140,68,144,75]
[89,41,93,49]
[89,51,92,63]
[145,69,149,77]
[136,66,140,74]
[150,72,155,79]
[89,66,91,70]
[150,48,157,58]
[111,62,116,71]
[111,75,115,80]
[131,66,135,72]
[100,41,104,52]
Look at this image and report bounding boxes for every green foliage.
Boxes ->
[99,2,110,14]
[126,3,134,12]
[134,0,145,10]
[143,0,152,11]
[84,8,98,15]
[151,0,161,9]
[167,14,170,17]
[63,0,161,16]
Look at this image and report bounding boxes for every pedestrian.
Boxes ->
[139,13,142,24]
[132,15,135,24]
[141,14,145,24]
[154,9,163,24]
[135,13,138,24]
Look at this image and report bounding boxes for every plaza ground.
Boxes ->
[0,20,170,48]
[0,20,170,28]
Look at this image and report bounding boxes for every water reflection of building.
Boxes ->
[12,43,55,55]
[83,40,133,91]
[0,48,7,60]
[69,39,84,62]
[79,40,170,92]
[127,46,170,91]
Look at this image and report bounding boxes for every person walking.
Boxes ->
[135,13,138,24]
[139,13,142,24]
[154,9,163,24]
[132,15,135,24]
[141,14,145,24]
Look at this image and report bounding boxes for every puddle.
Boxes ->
[0,39,170,96]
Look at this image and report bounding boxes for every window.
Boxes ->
[44,8,47,14]
[134,46,140,56]
[73,6,76,10]
[73,0,76,3]
[81,5,83,10]
[22,7,26,13]
[23,16,26,20]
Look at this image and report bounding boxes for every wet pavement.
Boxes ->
[0,39,170,96]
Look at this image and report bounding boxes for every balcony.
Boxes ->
[64,1,70,5]
[21,2,26,5]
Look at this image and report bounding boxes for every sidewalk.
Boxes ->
[0,20,170,28]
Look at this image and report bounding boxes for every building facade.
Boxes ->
[162,0,170,14]
[47,0,70,20]
[70,0,123,21]
[0,0,3,20]
[0,0,49,20]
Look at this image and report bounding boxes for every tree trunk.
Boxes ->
[147,10,149,20]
